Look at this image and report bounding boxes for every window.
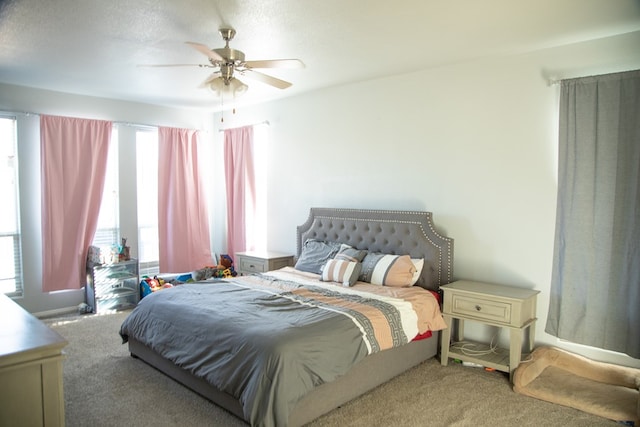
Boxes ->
[0,116,23,296]
[92,127,120,253]
[136,129,159,276]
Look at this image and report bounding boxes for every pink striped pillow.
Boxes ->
[321,259,362,287]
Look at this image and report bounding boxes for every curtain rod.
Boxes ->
[114,121,159,130]
[547,69,639,87]
[0,109,205,132]
[217,120,270,132]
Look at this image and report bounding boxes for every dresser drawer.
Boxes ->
[450,294,512,325]
[96,292,138,312]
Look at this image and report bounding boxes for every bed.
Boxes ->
[120,207,454,427]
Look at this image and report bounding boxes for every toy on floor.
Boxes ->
[192,254,237,280]
[140,276,176,298]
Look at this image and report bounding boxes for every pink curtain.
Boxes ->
[40,115,111,292]
[224,126,256,260]
[158,127,213,272]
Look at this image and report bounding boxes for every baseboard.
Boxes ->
[34,306,78,319]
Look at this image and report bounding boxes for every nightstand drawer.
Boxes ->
[239,258,268,274]
[235,251,295,275]
[451,294,512,324]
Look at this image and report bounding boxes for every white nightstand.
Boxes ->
[439,280,539,381]
[235,251,294,275]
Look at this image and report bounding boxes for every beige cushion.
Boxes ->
[360,253,416,287]
[514,346,640,424]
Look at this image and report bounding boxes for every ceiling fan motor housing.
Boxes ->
[219,64,235,82]
[213,47,245,83]
[213,47,245,64]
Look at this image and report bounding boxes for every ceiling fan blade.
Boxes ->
[244,59,305,69]
[242,69,292,89]
[185,41,224,62]
[137,63,205,68]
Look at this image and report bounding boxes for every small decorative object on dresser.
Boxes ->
[86,258,140,313]
[440,280,540,382]
[235,251,294,275]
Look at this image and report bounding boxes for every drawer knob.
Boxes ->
[475,305,482,311]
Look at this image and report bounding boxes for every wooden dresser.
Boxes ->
[0,294,68,426]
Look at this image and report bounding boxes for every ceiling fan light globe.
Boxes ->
[233,80,249,97]
[208,77,248,98]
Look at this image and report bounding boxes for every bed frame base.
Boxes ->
[129,332,439,426]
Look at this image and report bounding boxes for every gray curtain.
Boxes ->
[545,70,640,359]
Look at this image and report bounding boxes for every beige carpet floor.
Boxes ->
[45,310,617,427]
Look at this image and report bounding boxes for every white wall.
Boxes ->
[0,84,215,314]
[2,28,638,367]
[215,31,640,367]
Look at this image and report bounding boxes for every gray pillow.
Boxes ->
[294,239,342,274]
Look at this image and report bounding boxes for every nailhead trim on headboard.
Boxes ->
[296,208,454,290]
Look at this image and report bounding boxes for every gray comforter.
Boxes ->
[119,271,419,427]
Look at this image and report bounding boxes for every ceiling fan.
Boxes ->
[144,27,304,97]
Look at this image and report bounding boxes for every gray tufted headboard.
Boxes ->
[296,208,454,291]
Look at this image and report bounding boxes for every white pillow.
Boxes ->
[410,258,425,285]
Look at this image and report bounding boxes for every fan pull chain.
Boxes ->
[219,90,239,123]
[220,104,238,124]
[220,91,225,123]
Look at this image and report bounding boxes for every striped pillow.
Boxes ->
[335,246,367,263]
[360,253,417,287]
[321,259,363,287]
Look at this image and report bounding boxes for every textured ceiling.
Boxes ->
[1,0,639,111]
